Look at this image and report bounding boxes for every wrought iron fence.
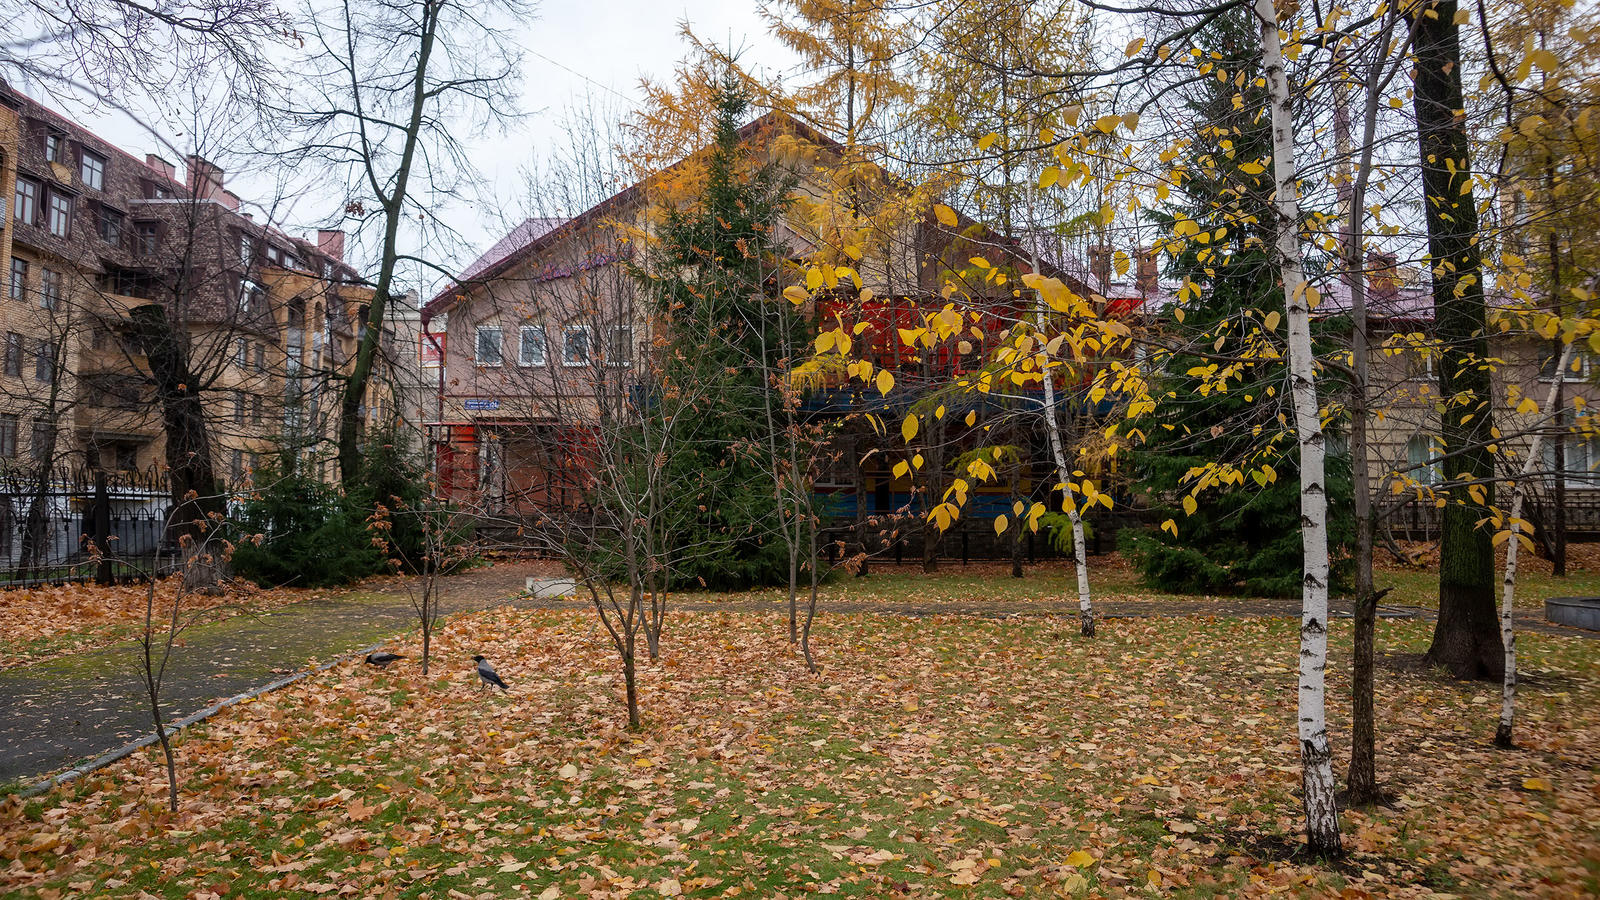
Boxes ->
[0,466,172,587]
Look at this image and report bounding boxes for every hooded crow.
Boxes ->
[473,654,509,692]
[365,652,405,668]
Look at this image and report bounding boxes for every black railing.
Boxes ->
[0,466,173,587]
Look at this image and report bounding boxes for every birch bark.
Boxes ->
[1497,339,1573,748]
[1255,0,1341,854]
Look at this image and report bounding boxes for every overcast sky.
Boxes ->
[25,1,801,293]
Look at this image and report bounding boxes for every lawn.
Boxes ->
[2,597,1595,898]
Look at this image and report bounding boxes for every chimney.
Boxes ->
[220,190,241,210]
[185,154,224,201]
[1367,251,1399,297]
[1087,244,1112,291]
[145,154,176,180]
[1136,247,1159,294]
[317,229,346,263]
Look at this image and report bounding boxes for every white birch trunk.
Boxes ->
[1256,0,1341,855]
[1029,240,1094,636]
[1497,339,1572,748]
[1041,363,1095,636]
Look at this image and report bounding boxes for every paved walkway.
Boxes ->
[1,562,1590,784]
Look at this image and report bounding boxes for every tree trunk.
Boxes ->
[1258,0,1342,855]
[1497,341,1572,748]
[1411,0,1502,680]
[129,305,226,582]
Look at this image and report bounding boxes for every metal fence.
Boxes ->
[0,466,171,587]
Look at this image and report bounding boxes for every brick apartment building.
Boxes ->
[0,84,405,486]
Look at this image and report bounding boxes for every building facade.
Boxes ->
[0,85,403,487]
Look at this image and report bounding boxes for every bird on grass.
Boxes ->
[473,654,509,692]
[365,652,405,668]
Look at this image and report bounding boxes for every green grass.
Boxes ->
[3,604,1596,898]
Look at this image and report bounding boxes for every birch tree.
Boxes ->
[1255,0,1341,856]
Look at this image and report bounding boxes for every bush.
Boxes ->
[228,461,386,588]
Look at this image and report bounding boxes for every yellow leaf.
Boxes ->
[892,460,909,480]
[1263,310,1281,332]
[634,757,654,767]
[1125,37,1145,57]
[1066,850,1095,868]
[1239,160,1267,175]
[1094,115,1121,134]
[977,132,999,151]
[934,204,958,227]
[1522,777,1553,791]
[965,410,977,426]
[994,515,1009,536]
[782,285,809,305]
[876,368,895,396]
[1161,518,1178,536]
[1039,166,1060,189]
[1516,397,1539,416]
[1182,495,1198,516]
[902,414,919,443]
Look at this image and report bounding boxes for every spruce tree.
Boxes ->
[641,77,802,589]
[1120,9,1352,597]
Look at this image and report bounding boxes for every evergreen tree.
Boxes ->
[1120,9,1352,597]
[639,77,803,590]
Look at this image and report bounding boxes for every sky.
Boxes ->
[22,1,801,295]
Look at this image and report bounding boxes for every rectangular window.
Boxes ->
[236,338,248,367]
[80,150,105,190]
[135,221,159,254]
[237,278,263,313]
[1405,434,1440,485]
[518,325,547,366]
[1539,345,1591,381]
[476,325,503,365]
[96,205,122,244]
[34,339,54,382]
[30,420,52,462]
[4,332,22,377]
[251,394,262,424]
[40,268,61,309]
[92,326,109,349]
[1543,412,1600,486]
[47,190,71,237]
[255,343,266,372]
[1405,347,1433,381]
[9,258,26,301]
[44,132,64,163]
[239,234,254,266]
[14,178,38,226]
[0,414,16,458]
[563,326,591,367]
[234,391,247,424]
[606,326,633,367]
[265,246,282,266]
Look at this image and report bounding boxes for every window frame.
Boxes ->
[34,337,55,383]
[4,332,23,377]
[0,414,17,458]
[44,131,64,164]
[39,267,61,309]
[475,324,504,366]
[1405,434,1441,485]
[518,324,547,367]
[96,204,123,244]
[9,258,27,301]
[606,325,633,368]
[46,189,72,237]
[80,150,105,190]
[562,325,593,368]
[14,177,38,227]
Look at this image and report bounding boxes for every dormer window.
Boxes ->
[80,150,105,190]
[44,131,65,164]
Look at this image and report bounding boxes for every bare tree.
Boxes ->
[270,0,528,485]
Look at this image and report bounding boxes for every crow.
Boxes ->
[365,652,405,668]
[473,655,509,692]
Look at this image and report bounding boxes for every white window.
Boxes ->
[606,325,633,367]
[80,151,105,190]
[1406,434,1441,485]
[44,132,64,163]
[1539,345,1592,381]
[475,325,503,365]
[1543,413,1600,487]
[518,325,546,366]
[1405,346,1434,381]
[563,325,591,367]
